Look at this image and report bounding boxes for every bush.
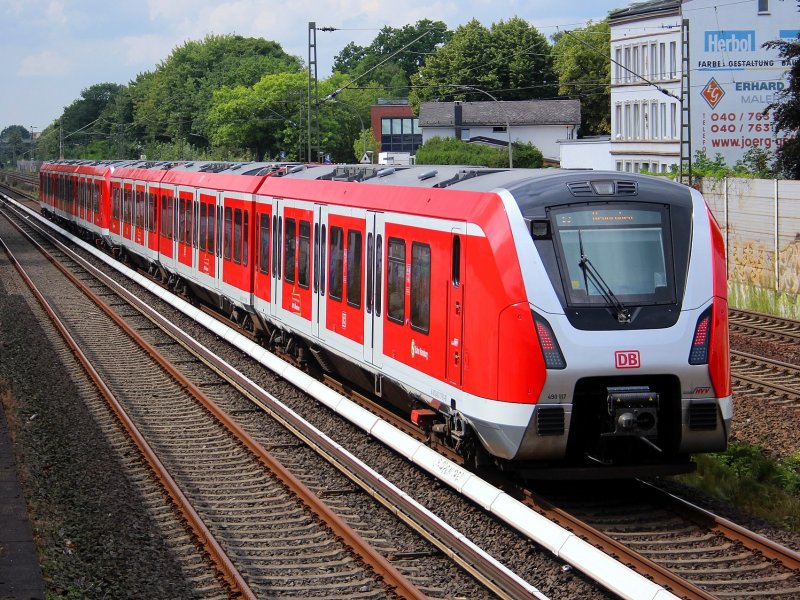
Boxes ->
[415,136,543,168]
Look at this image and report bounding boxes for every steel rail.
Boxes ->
[1,204,429,600]
[0,229,256,599]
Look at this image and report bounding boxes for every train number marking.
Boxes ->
[615,350,641,369]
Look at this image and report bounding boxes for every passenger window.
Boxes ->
[178,199,186,243]
[160,195,167,238]
[329,226,344,301]
[243,211,249,266]
[452,235,461,287]
[298,220,310,289]
[375,234,383,317]
[184,199,192,245]
[321,225,327,295]
[411,242,431,334]
[199,203,207,251]
[347,230,362,308]
[259,214,270,275]
[366,233,374,314]
[149,193,156,231]
[284,218,296,283]
[224,207,232,260]
[313,223,319,293]
[234,208,243,264]
[387,238,405,324]
[206,203,215,254]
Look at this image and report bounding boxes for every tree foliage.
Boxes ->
[410,17,555,106]
[552,20,611,135]
[130,34,303,146]
[763,35,800,179]
[333,20,451,92]
[0,125,32,166]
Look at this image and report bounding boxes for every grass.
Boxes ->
[676,443,800,532]
[729,282,800,320]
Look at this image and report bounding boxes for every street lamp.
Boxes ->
[447,85,513,168]
[29,125,36,162]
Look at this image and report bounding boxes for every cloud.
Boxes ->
[45,0,66,25]
[18,50,71,77]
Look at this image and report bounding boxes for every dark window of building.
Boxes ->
[380,116,423,153]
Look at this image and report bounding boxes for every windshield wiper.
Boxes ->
[579,254,632,324]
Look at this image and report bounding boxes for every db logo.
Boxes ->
[615,350,641,369]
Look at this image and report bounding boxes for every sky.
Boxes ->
[0,0,624,135]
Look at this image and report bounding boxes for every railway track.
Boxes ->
[0,200,540,599]
[729,308,800,346]
[4,188,800,599]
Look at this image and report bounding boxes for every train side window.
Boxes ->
[452,235,461,287]
[160,196,167,238]
[149,193,157,232]
[298,220,310,289]
[224,207,232,260]
[199,203,207,252]
[233,208,243,264]
[284,218,296,283]
[243,211,249,266]
[411,242,431,334]
[259,214,270,274]
[387,237,405,324]
[216,205,222,256]
[329,226,344,301]
[366,233,374,314]
[347,230,363,308]
[207,203,215,254]
[113,188,120,219]
[185,199,193,245]
[272,215,278,276]
[320,225,327,296]
[178,199,186,243]
[375,234,382,317]
[313,223,319,293]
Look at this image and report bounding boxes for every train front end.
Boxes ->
[503,172,730,475]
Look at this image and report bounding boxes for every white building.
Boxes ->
[418,100,581,164]
[608,0,796,174]
[609,0,683,174]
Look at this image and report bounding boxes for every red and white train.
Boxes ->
[39,159,731,476]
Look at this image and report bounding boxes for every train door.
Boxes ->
[158,186,175,269]
[253,200,273,306]
[269,199,282,319]
[446,228,465,386]
[176,187,194,269]
[197,191,218,284]
[363,212,385,367]
[134,182,147,248]
[312,204,328,339]
[110,181,121,238]
[277,201,314,328]
[122,180,133,240]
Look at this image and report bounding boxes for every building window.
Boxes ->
[461,128,470,141]
[632,46,639,81]
[624,46,631,82]
[624,103,631,138]
[380,117,422,153]
[615,48,622,83]
[661,103,667,139]
[650,43,657,80]
[671,103,678,139]
[616,161,623,171]
[492,126,507,133]
[615,104,623,138]
[633,103,640,139]
[659,43,666,79]
[669,42,677,79]
[758,0,768,13]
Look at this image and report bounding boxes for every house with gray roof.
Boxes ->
[418,100,581,164]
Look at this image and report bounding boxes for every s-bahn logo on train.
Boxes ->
[615,350,641,369]
[411,339,429,360]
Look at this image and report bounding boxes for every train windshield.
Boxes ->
[550,204,675,307]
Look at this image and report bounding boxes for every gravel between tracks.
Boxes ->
[0,277,210,598]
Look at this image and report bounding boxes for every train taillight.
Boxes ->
[688,307,712,365]
[533,313,567,370]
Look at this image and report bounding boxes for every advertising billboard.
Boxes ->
[684,0,796,165]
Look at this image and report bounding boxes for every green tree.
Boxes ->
[0,125,31,165]
[333,20,451,92]
[410,17,555,106]
[131,34,302,147]
[763,34,800,179]
[552,20,611,135]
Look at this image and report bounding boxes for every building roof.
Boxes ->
[418,100,581,128]
[609,0,681,22]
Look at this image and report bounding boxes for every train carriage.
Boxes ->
[38,160,731,477]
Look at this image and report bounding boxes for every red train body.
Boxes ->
[39,160,731,476]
